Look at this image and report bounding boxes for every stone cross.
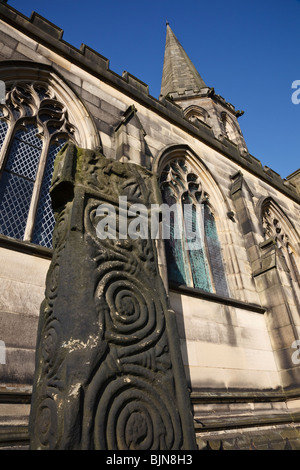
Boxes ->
[29,143,197,450]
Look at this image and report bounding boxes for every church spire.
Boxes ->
[160,23,207,98]
[160,23,248,156]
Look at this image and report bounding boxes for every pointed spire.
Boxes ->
[160,23,207,97]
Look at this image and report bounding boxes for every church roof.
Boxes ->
[160,23,207,97]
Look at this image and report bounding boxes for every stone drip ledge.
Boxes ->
[0,234,52,259]
[196,422,300,450]
[169,284,266,314]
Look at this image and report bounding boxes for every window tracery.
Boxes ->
[262,200,300,288]
[0,82,76,248]
[160,158,228,296]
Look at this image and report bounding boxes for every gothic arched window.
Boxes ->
[184,105,210,126]
[262,200,300,290]
[221,112,239,144]
[160,158,228,296]
[0,82,76,248]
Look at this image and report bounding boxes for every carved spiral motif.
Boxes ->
[93,373,181,450]
[42,319,63,375]
[97,273,164,352]
[36,398,58,448]
[30,145,192,450]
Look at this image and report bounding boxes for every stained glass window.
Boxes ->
[0,83,75,249]
[0,125,42,240]
[160,159,228,296]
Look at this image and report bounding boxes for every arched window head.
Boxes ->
[261,200,296,249]
[184,105,210,126]
[160,158,228,297]
[261,198,300,288]
[0,81,77,248]
[221,112,240,144]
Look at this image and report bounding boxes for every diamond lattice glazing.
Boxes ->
[0,172,34,240]
[32,140,66,248]
[0,124,42,239]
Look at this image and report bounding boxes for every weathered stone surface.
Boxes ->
[29,143,196,450]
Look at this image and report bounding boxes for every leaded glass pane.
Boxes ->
[5,137,41,180]
[183,198,212,292]
[162,186,191,286]
[0,124,42,240]
[204,203,229,296]
[0,171,34,239]
[14,125,43,148]
[32,139,66,248]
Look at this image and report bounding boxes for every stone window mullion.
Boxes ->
[0,113,15,172]
[23,137,49,242]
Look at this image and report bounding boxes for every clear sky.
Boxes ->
[6,0,300,178]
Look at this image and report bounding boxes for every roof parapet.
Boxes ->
[0,1,299,202]
[30,11,64,40]
[122,71,149,96]
[80,44,110,71]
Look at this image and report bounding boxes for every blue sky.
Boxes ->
[7,0,300,178]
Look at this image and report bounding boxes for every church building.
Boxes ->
[0,1,300,450]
